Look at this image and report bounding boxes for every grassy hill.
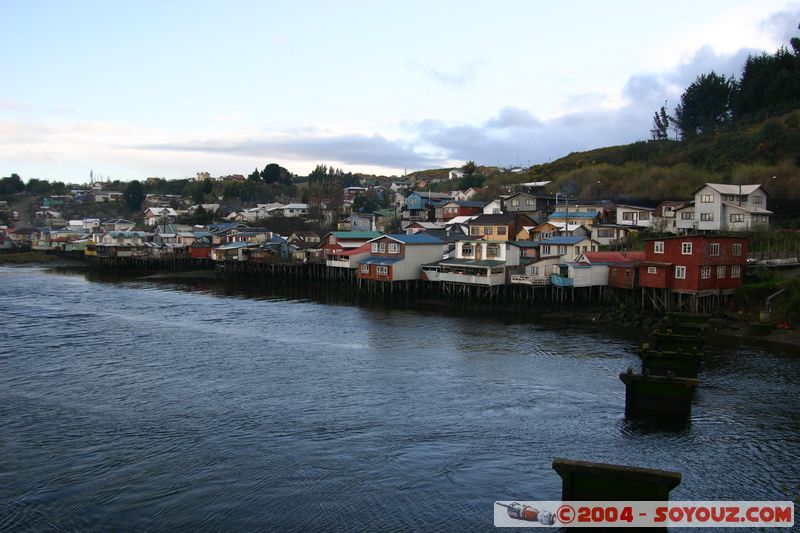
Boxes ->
[415,110,800,225]
[520,110,800,205]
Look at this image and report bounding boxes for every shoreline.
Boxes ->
[5,261,799,352]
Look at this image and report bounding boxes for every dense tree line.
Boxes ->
[657,23,800,140]
[0,174,72,197]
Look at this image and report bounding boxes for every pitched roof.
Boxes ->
[469,213,518,225]
[337,243,372,256]
[699,183,763,196]
[549,211,598,219]
[330,231,383,239]
[581,251,646,264]
[383,233,444,245]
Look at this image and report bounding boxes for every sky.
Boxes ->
[1,0,799,182]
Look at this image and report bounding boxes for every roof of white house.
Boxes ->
[283,203,308,209]
[700,183,763,195]
[444,215,478,225]
[721,202,773,214]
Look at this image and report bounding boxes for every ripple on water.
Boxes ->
[0,268,798,529]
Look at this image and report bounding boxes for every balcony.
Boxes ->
[550,274,574,287]
[439,271,505,286]
[511,274,551,286]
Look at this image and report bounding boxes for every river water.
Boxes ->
[1,267,798,530]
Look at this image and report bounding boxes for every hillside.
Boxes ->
[415,110,800,226]
[520,110,800,205]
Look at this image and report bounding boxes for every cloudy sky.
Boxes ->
[2,0,799,181]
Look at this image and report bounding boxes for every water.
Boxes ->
[1,267,798,530]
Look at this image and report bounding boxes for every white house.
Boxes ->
[281,203,309,217]
[426,239,523,286]
[615,204,654,228]
[676,183,771,232]
[537,236,599,262]
[482,199,503,214]
[143,207,178,226]
[357,234,444,282]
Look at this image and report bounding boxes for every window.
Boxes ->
[376,266,388,276]
[462,244,474,257]
[675,266,686,279]
[730,213,744,223]
[360,264,370,274]
[371,243,379,253]
[329,235,336,244]
[700,213,714,221]
[597,228,614,238]
[710,243,720,256]
[379,243,386,253]
[622,212,635,220]
[753,195,763,204]
[511,199,519,206]
[654,241,664,254]
[681,242,692,255]
[470,226,481,236]
[542,245,551,255]
[388,243,400,254]
[486,244,500,258]
[731,265,741,278]
[701,194,714,203]
[639,212,650,220]
[525,199,534,206]
[681,211,694,220]
[531,266,539,276]
[484,227,493,235]
[717,266,725,278]
[701,266,711,279]
[724,194,737,202]
[647,266,657,274]
[558,245,567,255]
[732,243,742,256]
[497,227,507,236]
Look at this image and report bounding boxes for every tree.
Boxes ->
[458,174,485,189]
[674,72,735,139]
[261,163,291,184]
[650,104,670,140]
[247,168,260,182]
[462,161,477,176]
[123,180,145,211]
[0,173,25,196]
[308,164,329,182]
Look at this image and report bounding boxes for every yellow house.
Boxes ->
[467,213,536,242]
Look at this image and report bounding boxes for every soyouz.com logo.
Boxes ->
[494,501,794,528]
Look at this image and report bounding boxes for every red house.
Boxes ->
[439,200,484,221]
[639,235,748,292]
[319,231,383,258]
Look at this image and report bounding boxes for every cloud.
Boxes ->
[0,100,35,113]
[418,59,485,88]
[485,107,542,129]
[760,8,800,44]
[141,131,445,169]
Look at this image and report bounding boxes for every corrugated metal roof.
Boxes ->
[215,241,253,250]
[549,211,598,218]
[359,256,402,265]
[385,234,443,244]
[331,231,383,239]
[539,236,591,245]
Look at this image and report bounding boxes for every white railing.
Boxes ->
[440,272,505,286]
[510,274,551,286]
[326,259,353,269]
